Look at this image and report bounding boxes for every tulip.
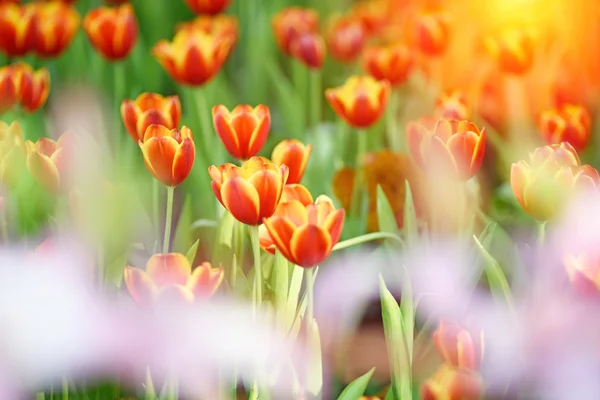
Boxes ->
[0,66,17,113]
[413,11,450,56]
[271,139,312,185]
[272,7,319,55]
[538,104,591,152]
[326,15,366,63]
[83,3,138,61]
[209,157,288,225]
[433,321,484,370]
[121,93,182,143]
[33,1,80,58]
[326,75,391,128]
[264,195,344,268]
[124,253,224,306]
[564,254,600,297]
[290,32,326,70]
[485,29,534,75]
[11,62,51,113]
[434,90,469,121]
[363,43,413,87]
[25,132,76,194]
[139,125,195,187]
[406,119,486,181]
[0,121,25,188]
[350,0,390,36]
[184,0,230,15]
[259,183,314,254]
[212,104,270,161]
[0,2,36,57]
[421,365,483,400]
[152,28,234,86]
[176,14,239,55]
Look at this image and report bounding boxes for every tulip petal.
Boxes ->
[510,162,530,210]
[137,110,172,142]
[426,136,459,179]
[213,110,242,159]
[156,284,195,304]
[120,99,139,141]
[124,266,156,306]
[221,177,261,225]
[322,209,345,246]
[187,262,224,300]
[27,151,60,194]
[282,184,314,205]
[290,224,332,268]
[446,131,479,180]
[264,216,296,263]
[141,137,179,186]
[172,137,195,186]
[258,223,276,254]
[146,253,191,287]
[248,169,282,221]
[247,109,270,158]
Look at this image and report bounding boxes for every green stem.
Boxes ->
[113,61,127,110]
[386,90,401,151]
[61,377,68,400]
[162,186,174,254]
[309,69,321,131]
[305,267,314,327]
[153,179,160,234]
[193,86,215,164]
[351,129,367,216]
[333,232,403,251]
[249,225,262,309]
[537,221,546,247]
[292,59,308,123]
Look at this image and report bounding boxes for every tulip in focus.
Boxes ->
[184,0,230,15]
[326,75,391,128]
[271,139,312,185]
[433,321,484,370]
[485,29,534,75]
[272,7,319,55]
[406,119,486,181]
[290,32,326,70]
[212,104,271,161]
[209,156,289,225]
[421,364,483,400]
[264,195,345,268]
[139,125,195,187]
[434,90,470,121]
[413,10,450,56]
[326,15,366,63]
[11,63,51,113]
[25,132,76,195]
[363,43,413,87]
[83,3,138,61]
[0,2,36,57]
[33,1,80,58]
[121,93,182,143]
[0,121,25,188]
[124,253,224,306]
[0,66,17,113]
[564,254,600,297]
[538,104,591,152]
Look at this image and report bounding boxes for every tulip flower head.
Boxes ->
[485,29,534,75]
[271,139,312,185]
[564,254,600,298]
[121,93,182,143]
[209,157,289,226]
[124,253,224,306]
[538,104,591,152]
[434,90,470,121]
[326,15,366,63]
[413,10,450,56]
[11,62,51,113]
[363,43,413,87]
[83,3,138,61]
[26,132,77,195]
[212,104,270,161]
[421,364,483,400]
[184,0,231,15]
[0,121,25,188]
[176,14,239,55]
[264,195,345,268]
[406,119,486,181]
[33,1,80,58]
[433,320,485,370]
[290,32,326,70]
[326,75,391,128]
[272,7,319,55]
[0,66,17,113]
[350,0,390,36]
[139,125,195,187]
[0,2,36,57]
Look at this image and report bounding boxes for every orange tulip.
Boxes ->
[326,15,366,63]
[11,62,50,113]
[83,3,138,61]
[406,119,486,181]
[176,14,238,56]
[485,29,534,75]
[511,143,600,221]
[183,0,230,15]
[290,32,326,70]
[0,121,25,188]
[209,157,288,225]
[564,254,600,297]
[421,365,483,400]
[538,104,591,152]
[0,65,17,113]
[121,93,182,143]
[272,7,319,55]
[349,0,390,37]
[326,75,391,128]
[413,11,450,56]
[25,132,76,194]
[434,90,469,121]
[152,28,233,86]
[259,183,314,254]
[271,139,312,185]
[33,1,80,58]
[139,125,195,187]
[363,43,413,87]
[433,321,484,370]
[124,253,224,306]
[212,104,270,161]
[0,2,36,57]
[264,195,345,268]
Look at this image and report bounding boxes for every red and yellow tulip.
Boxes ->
[271,139,312,185]
[485,29,534,76]
[434,90,470,121]
[290,32,326,70]
[538,104,591,152]
[363,43,413,87]
[272,7,319,55]
[412,10,450,56]
[0,65,17,113]
[83,3,138,61]
[326,15,366,63]
[433,321,485,371]
[176,14,238,56]
[33,1,80,58]
[11,62,50,113]
[0,2,36,57]
[121,93,182,143]
[183,0,230,15]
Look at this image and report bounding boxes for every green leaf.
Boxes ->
[336,367,376,400]
[384,386,394,400]
[285,264,304,332]
[377,185,398,235]
[402,180,418,246]
[473,235,515,311]
[307,320,323,396]
[105,252,128,287]
[185,239,200,266]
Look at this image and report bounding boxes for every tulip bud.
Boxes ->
[176,14,239,57]
[11,62,51,113]
[363,43,413,87]
[485,29,534,75]
[121,93,182,143]
[26,132,77,195]
[271,139,312,185]
[326,15,366,63]
[0,3,37,57]
[290,32,326,70]
[538,104,591,152]
[272,7,319,55]
[83,3,138,61]
[0,66,17,113]
[212,104,270,161]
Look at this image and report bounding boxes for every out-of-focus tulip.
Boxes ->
[176,14,238,55]
[25,132,76,194]
[121,93,181,143]
[139,125,195,187]
[264,195,344,268]
[0,2,36,57]
[511,143,600,221]
[477,74,506,134]
[0,121,25,188]
[484,29,534,75]
[184,0,230,15]
[326,15,366,63]
[212,104,270,161]
[363,43,413,87]
[350,0,390,37]
[259,183,314,254]
[290,32,326,70]
[413,11,450,56]
[83,3,138,61]
[0,66,17,113]
[209,157,288,225]
[564,254,600,297]
[538,104,591,152]
[33,1,80,58]
[421,365,483,400]
[272,7,319,55]
[152,28,234,86]
[406,119,486,181]
[435,90,469,121]
[326,75,391,128]
[271,139,311,185]
[124,253,224,306]
[433,321,484,370]
[11,63,51,113]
